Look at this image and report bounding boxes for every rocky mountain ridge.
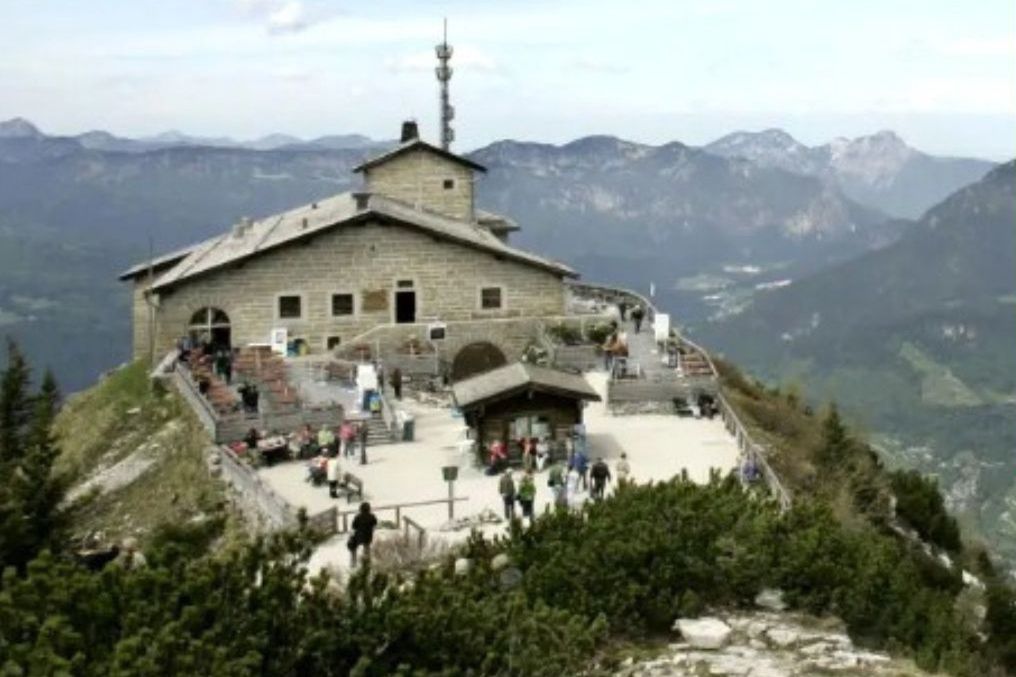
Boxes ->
[706,128,995,218]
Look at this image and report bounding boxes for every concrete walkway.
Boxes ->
[258,371,740,574]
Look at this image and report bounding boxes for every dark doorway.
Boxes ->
[395,291,416,324]
[451,341,507,382]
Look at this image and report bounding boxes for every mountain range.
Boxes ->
[0,117,390,154]
[695,161,1016,561]
[705,128,995,218]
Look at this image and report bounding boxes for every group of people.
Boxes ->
[294,420,370,461]
[616,301,646,333]
[496,450,633,524]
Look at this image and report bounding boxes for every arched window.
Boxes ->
[188,307,231,350]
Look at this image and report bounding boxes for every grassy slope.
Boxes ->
[53,361,243,546]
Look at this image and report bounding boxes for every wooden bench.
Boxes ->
[339,472,364,503]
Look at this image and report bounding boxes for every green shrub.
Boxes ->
[890,469,963,553]
[545,324,583,345]
[584,322,615,346]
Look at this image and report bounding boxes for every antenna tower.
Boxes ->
[435,19,454,150]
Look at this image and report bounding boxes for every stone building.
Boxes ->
[120,122,577,377]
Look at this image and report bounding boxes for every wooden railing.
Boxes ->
[331,497,470,535]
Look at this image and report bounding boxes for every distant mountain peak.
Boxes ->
[0,117,43,138]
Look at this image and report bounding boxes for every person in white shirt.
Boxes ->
[326,455,342,498]
[616,452,632,486]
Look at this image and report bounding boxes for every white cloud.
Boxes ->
[267,1,308,35]
[571,57,629,74]
[939,37,1016,57]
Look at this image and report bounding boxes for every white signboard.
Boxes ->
[654,312,670,344]
[270,327,288,355]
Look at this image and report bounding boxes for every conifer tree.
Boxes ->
[0,340,31,465]
[818,403,850,465]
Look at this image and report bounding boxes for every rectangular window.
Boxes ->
[480,286,503,310]
[278,295,302,319]
[331,293,354,317]
[396,279,414,289]
[326,336,341,350]
[443,178,455,190]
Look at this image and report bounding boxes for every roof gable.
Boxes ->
[353,139,486,174]
[452,362,601,410]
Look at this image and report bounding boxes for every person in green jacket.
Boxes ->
[517,471,537,524]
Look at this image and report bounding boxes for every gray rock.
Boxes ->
[754,588,787,612]
[673,617,732,650]
[491,552,511,571]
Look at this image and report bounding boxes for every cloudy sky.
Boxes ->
[3,0,1014,158]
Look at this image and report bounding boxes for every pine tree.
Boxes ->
[0,339,32,465]
[818,403,850,465]
[0,349,66,570]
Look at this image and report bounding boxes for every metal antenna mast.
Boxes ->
[435,18,454,150]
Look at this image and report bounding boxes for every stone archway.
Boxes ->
[451,341,507,382]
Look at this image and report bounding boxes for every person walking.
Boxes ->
[590,457,612,501]
[517,471,536,525]
[390,367,403,400]
[326,454,342,498]
[565,466,581,508]
[571,446,589,491]
[348,502,378,567]
[616,452,631,486]
[631,304,645,334]
[498,470,517,520]
[358,420,369,465]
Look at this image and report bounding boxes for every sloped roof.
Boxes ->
[452,362,601,410]
[352,139,486,174]
[118,241,206,281]
[143,192,575,291]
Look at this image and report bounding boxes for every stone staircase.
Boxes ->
[363,415,397,446]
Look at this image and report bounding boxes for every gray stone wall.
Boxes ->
[137,219,566,359]
[364,148,475,220]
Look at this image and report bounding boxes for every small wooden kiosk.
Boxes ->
[452,362,601,460]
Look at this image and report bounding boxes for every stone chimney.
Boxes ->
[400,120,419,143]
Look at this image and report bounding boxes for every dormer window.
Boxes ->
[443,179,455,190]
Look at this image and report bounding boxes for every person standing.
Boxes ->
[631,304,645,334]
[390,367,403,400]
[590,457,612,501]
[339,420,354,458]
[358,420,369,465]
[348,502,378,567]
[522,438,536,473]
[548,462,566,509]
[517,471,536,525]
[326,455,342,498]
[488,438,508,475]
[499,470,516,520]
[616,452,632,486]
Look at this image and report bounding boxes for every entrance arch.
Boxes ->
[451,341,507,382]
[189,307,231,351]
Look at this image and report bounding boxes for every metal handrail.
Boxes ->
[717,392,792,511]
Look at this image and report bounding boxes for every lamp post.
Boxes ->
[442,465,459,520]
